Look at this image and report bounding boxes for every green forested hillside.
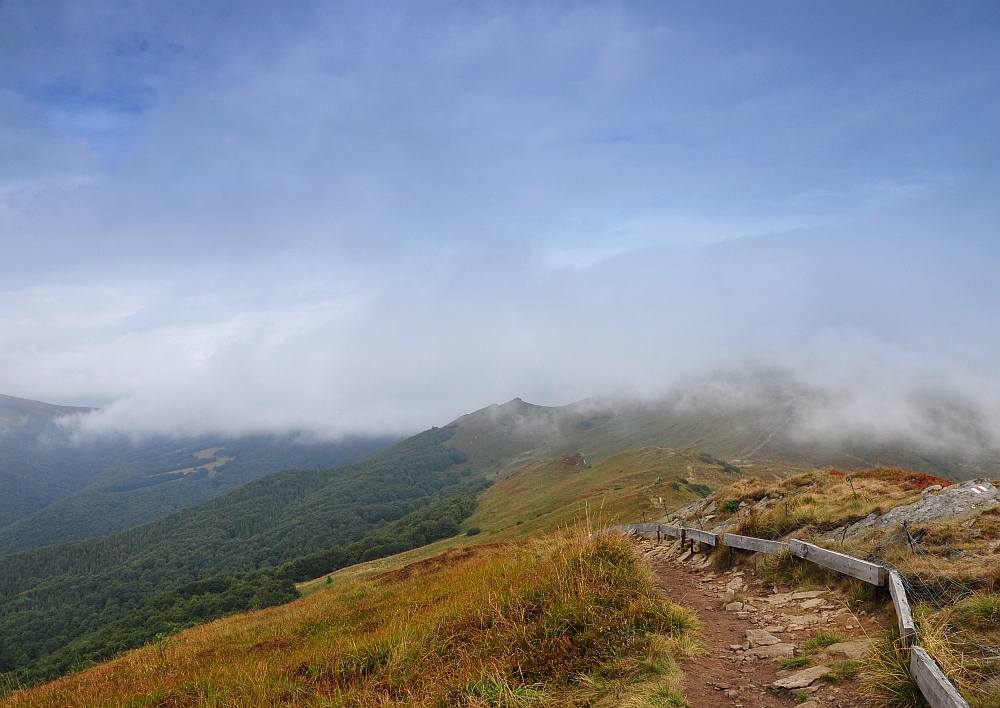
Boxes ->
[2,492,480,687]
[0,426,482,677]
[0,433,397,554]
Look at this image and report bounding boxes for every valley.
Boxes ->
[1,394,998,706]
[0,395,398,552]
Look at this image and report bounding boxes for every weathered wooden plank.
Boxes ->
[888,570,917,646]
[618,523,661,537]
[684,528,718,546]
[723,533,788,555]
[789,540,887,586]
[660,524,684,538]
[910,647,970,708]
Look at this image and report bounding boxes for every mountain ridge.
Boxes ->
[0,393,95,428]
[445,392,1000,481]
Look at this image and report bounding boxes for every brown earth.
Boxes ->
[638,537,880,708]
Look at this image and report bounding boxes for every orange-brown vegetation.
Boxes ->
[849,467,952,492]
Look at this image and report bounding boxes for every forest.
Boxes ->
[1,492,479,689]
[0,426,484,679]
[0,426,396,554]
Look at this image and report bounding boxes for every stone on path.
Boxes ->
[799,598,827,609]
[791,590,826,600]
[725,601,744,611]
[745,629,782,647]
[783,614,820,625]
[745,643,796,659]
[826,639,875,660]
[771,665,830,689]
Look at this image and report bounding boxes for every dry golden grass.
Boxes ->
[910,597,1000,708]
[858,631,923,708]
[719,468,949,541]
[2,534,698,708]
[702,468,1000,588]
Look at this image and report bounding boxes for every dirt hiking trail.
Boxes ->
[637,536,881,708]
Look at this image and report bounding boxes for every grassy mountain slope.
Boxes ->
[1,534,698,708]
[0,426,481,676]
[1,426,811,706]
[0,394,94,428]
[445,394,1000,481]
[4,388,998,705]
[466,446,756,541]
[295,441,790,596]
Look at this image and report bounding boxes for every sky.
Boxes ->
[1,1,999,441]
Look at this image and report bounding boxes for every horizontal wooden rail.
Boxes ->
[723,533,788,555]
[683,527,718,546]
[910,647,970,708]
[789,539,887,586]
[660,524,684,538]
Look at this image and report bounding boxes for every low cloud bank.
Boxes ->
[4,202,995,454]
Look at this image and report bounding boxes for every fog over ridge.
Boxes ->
[1,2,998,448]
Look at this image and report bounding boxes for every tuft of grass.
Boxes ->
[780,656,812,669]
[755,550,833,588]
[802,632,845,653]
[821,660,861,683]
[951,595,1000,629]
[859,631,922,708]
[459,673,548,706]
[1,534,698,708]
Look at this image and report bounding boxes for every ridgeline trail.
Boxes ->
[637,537,876,708]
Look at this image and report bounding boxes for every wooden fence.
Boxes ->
[614,522,969,708]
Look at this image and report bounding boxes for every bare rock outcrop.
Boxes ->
[830,480,999,540]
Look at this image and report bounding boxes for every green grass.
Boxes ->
[803,632,846,652]
[822,660,861,683]
[779,656,812,669]
[463,446,741,541]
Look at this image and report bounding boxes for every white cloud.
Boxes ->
[0,2,998,446]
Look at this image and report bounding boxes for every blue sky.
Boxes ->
[1,1,999,440]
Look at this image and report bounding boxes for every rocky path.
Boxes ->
[637,536,880,708]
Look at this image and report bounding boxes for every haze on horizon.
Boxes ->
[1,1,999,444]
